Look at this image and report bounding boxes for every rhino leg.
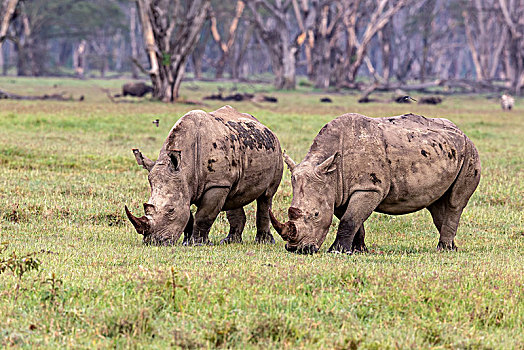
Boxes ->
[182,211,194,245]
[328,191,382,254]
[220,208,246,244]
[351,224,368,253]
[254,195,275,244]
[429,144,481,251]
[189,187,230,245]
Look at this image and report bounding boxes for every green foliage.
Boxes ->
[0,77,523,348]
[0,243,40,279]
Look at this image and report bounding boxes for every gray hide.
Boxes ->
[270,113,481,254]
[126,105,283,245]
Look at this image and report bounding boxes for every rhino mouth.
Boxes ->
[285,243,319,254]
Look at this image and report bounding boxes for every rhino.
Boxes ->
[121,82,153,97]
[125,105,283,245]
[270,113,481,254]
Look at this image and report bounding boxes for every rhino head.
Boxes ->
[270,152,339,254]
[125,148,191,245]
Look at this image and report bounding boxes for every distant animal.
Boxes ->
[419,96,443,105]
[395,95,417,103]
[125,105,283,246]
[320,97,333,103]
[152,119,159,127]
[270,113,481,254]
[501,94,514,111]
[121,82,153,97]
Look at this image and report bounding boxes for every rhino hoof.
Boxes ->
[352,244,368,253]
[255,232,275,244]
[327,246,353,255]
[297,245,319,255]
[220,235,242,244]
[437,241,457,251]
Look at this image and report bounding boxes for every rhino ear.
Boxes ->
[168,150,181,171]
[132,149,155,172]
[316,152,340,174]
[283,151,296,172]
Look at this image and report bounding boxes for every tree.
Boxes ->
[0,0,19,49]
[136,0,210,102]
[247,0,299,89]
[498,0,524,94]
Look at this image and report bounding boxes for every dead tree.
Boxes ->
[0,0,19,48]
[462,0,506,81]
[210,1,245,79]
[136,0,210,102]
[341,0,407,85]
[247,0,299,89]
[498,0,524,94]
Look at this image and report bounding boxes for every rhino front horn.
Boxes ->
[125,205,150,235]
[269,209,289,240]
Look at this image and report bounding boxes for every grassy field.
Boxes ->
[0,77,522,348]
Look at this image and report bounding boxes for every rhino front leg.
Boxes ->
[254,195,275,244]
[182,211,194,245]
[328,191,382,254]
[190,187,230,245]
[220,208,246,244]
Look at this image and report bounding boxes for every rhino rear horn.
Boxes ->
[132,149,155,172]
[269,209,289,240]
[125,205,150,235]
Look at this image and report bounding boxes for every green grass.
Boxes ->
[1,77,523,348]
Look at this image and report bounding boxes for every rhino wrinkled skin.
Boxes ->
[270,113,481,254]
[126,105,283,246]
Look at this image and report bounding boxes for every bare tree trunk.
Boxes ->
[345,0,407,83]
[136,0,210,102]
[210,1,244,79]
[231,23,253,79]
[498,0,524,94]
[73,40,87,78]
[130,5,140,79]
[0,0,19,50]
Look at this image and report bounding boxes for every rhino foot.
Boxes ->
[255,231,275,244]
[351,243,368,253]
[437,240,457,251]
[186,237,212,246]
[327,242,353,255]
[220,234,242,244]
[286,244,318,254]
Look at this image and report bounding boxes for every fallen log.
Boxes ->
[0,89,83,101]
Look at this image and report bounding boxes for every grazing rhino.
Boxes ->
[122,82,153,97]
[270,113,481,254]
[125,105,283,245]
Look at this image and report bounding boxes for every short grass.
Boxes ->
[0,77,523,348]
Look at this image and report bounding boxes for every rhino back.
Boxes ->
[161,106,282,208]
[304,113,469,214]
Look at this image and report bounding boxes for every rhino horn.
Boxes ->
[269,209,289,240]
[125,205,150,235]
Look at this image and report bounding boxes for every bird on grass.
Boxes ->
[152,119,160,127]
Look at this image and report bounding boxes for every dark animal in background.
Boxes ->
[395,95,417,103]
[501,94,514,111]
[419,96,443,105]
[152,119,160,127]
[270,113,481,254]
[125,105,283,246]
[320,97,333,103]
[121,82,154,97]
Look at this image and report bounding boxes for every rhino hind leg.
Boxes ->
[429,142,481,251]
[254,195,276,244]
[189,187,230,245]
[220,208,246,244]
[328,191,383,254]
